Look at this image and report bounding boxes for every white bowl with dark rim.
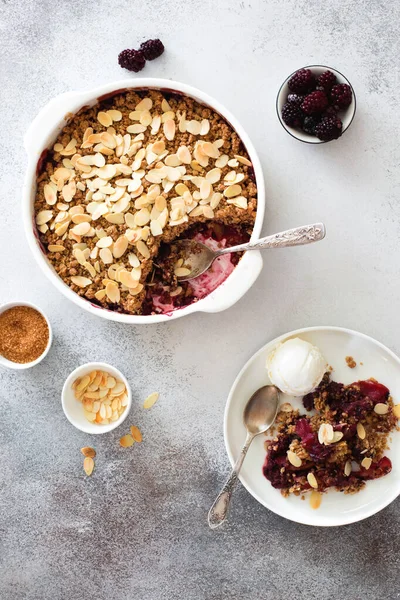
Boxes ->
[0,301,53,370]
[276,65,356,144]
[23,78,265,324]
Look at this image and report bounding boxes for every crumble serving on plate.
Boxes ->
[263,373,400,505]
[34,90,257,315]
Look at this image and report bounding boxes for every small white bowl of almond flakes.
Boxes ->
[62,362,132,434]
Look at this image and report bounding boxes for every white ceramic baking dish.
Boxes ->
[23,78,265,324]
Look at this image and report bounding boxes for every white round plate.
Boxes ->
[224,326,400,526]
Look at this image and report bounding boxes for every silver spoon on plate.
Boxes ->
[208,385,280,529]
[172,222,326,281]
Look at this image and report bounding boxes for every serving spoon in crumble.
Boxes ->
[173,222,326,281]
[208,384,280,529]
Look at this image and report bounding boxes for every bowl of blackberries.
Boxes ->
[277,65,356,143]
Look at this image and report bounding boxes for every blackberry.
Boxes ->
[118,48,146,72]
[331,83,352,108]
[287,93,304,107]
[317,70,337,91]
[301,90,328,115]
[315,116,343,141]
[140,38,165,61]
[322,105,338,118]
[287,69,315,94]
[302,116,320,135]
[281,103,303,127]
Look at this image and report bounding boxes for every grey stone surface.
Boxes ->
[1,0,400,598]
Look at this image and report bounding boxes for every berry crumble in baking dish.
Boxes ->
[34,90,257,315]
[263,373,400,507]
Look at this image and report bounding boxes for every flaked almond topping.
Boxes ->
[130,425,143,442]
[374,403,389,415]
[356,423,366,439]
[143,392,159,409]
[344,460,352,476]
[120,434,135,448]
[331,431,344,443]
[136,97,152,111]
[361,457,372,469]
[287,450,302,467]
[186,120,201,135]
[100,247,114,264]
[280,402,293,413]
[36,210,53,225]
[163,119,176,141]
[71,276,92,288]
[177,145,191,164]
[307,472,318,489]
[81,447,96,458]
[106,281,120,303]
[48,244,65,252]
[107,109,122,122]
[136,240,150,259]
[224,184,242,198]
[174,267,191,277]
[98,111,113,127]
[310,490,322,509]
[235,154,252,166]
[393,404,400,418]
[112,235,129,259]
[83,457,94,476]
[44,184,57,205]
[96,236,113,248]
[318,423,334,445]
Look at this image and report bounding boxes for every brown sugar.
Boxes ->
[0,306,49,363]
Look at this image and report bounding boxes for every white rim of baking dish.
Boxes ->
[23,78,265,324]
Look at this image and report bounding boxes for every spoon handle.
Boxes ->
[208,432,254,529]
[216,222,326,256]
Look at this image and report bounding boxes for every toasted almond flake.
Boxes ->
[134,208,151,227]
[318,423,334,445]
[163,119,176,141]
[228,158,239,168]
[186,120,201,135]
[332,431,344,443]
[174,267,191,277]
[128,253,140,268]
[287,450,302,467]
[206,168,221,184]
[361,457,372,469]
[374,403,389,415]
[44,184,57,205]
[71,214,91,225]
[227,196,248,209]
[130,425,142,442]
[148,219,162,236]
[357,423,366,439]
[98,111,113,127]
[200,180,212,200]
[165,154,182,167]
[99,132,117,149]
[94,289,106,301]
[129,283,144,296]
[113,235,129,259]
[344,460,352,476]
[106,281,120,303]
[189,206,203,217]
[118,270,138,288]
[393,404,400,418]
[223,184,242,198]
[73,248,86,265]
[235,154,252,166]
[202,142,220,158]
[53,142,64,152]
[280,403,293,412]
[136,240,150,259]
[81,447,96,458]
[106,376,116,389]
[97,164,117,179]
[210,192,222,210]
[100,247,114,264]
[48,244,65,252]
[310,490,322,509]
[71,222,91,236]
[71,276,92,288]
[36,210,53,225]
[307,472,318,489]
[96,236,113,248]
[200,119,210,135]
[127,124,147,134]
[161,98,171,112]
[215,154,229,168]
[143,392,159,409]
[112,382,126,395]
[170,286,182,297]
[120,434,134,448]
[140,110,152,127]
[107,109,122,122]
[83,456,94,476]
[136,97,152,111]
[203,206,214,219]
[55,222,69,236]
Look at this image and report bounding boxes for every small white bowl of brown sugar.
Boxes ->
[0,302,52,369]
[62,362,132,433]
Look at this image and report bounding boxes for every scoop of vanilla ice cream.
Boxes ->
[266,338,327,396]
